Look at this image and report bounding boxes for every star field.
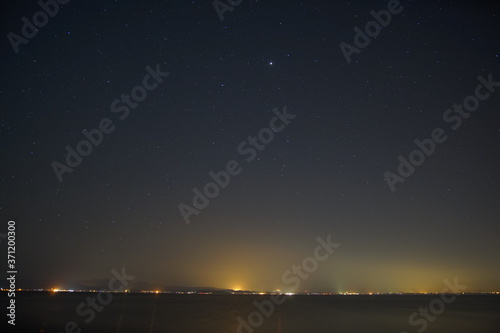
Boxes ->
[0,0,499,292]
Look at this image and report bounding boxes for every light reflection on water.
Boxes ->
[11,293,500,333]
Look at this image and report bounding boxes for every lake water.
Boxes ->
[5,292,500,332]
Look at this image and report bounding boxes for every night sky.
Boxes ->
[1,0,499,293]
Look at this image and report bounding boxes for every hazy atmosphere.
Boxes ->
[2,0,500,296]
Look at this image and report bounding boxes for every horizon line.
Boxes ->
[2,288,500,295]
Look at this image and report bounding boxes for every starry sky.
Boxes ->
[1,0,499,293]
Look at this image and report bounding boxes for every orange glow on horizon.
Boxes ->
[231,284,244,291]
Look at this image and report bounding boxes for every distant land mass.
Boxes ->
[10,277,249,293]
[8,278,499,295]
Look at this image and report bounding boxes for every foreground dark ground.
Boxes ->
[3,292,500,332]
